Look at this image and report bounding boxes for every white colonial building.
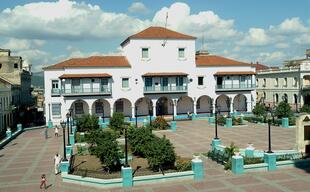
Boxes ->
[256,49,310,111]
[44,27,256,125]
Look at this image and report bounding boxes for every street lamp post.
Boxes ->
[48,103,51,121]
[266,111,273,153]
[60,121,68,161]
[172,100,175,121]
[210,99,214,117]
[69,109,73,134]
[66,113,70,145]
[214,105,220,139]
[135,105,138,128]
[124,123,129,167]
[149,104,152,126]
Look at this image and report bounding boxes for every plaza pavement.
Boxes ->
[0,120,309,192]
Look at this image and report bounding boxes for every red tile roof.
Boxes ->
[121,26,196,46]
[214,71,256,76]
[59,73,111,79]
[142,72,188,77]
[196,55,252,67]
[44,56,131,70]
[255,63,269,71]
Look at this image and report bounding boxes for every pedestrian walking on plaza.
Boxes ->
[44,127,48,139]
[54,125,59,137]
[54,153,61,175]
[39,174,47,189]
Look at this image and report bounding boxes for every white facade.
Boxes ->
[44,27,256,125]
[0,82,12,133]
[256,58,310,111]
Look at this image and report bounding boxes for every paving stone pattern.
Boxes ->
[0,121,309,192]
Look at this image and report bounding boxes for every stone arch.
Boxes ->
[196,95,212,114]
[177,96,194,114]
[294,94,298,104]
[91,99,110,118]
[233,94,247,112]
[113,98,132,117]
[70,99,89,117]
[135,97,153,116]
[156,96,173,116]
[216,94,230,113]
[283,93,288,103]
[275,93,279,103]
[304,94,310,105]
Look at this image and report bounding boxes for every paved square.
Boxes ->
[155,119,296,157]
[0,121,308,192]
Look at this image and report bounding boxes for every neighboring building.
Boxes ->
[256,49,310,111]
[0,48,33,128]
[0,78,13,134]
[31,87,45,126]
[44,26,256,125]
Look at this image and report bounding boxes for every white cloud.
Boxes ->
[65,45,122,59]
[238,28,270,46]
[152,2,238,41]
[275,43,289,49]
[256,51,286,64]
[128,2,148,14]
[3,38,46,51]
[270,17,307,34]
[294,33,310,45]
[0,0,150,40]
[17,49,49,71]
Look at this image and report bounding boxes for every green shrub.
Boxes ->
[244,116,265,123]
[275,101,293,118]
[86,129,121,172]
[224,143,239,158]
[232,116,242,125]
[128,127,154,157]
[175,157,192,172]
[289,116,296,126]
[77,115,99,132]
[109,112,125,132]
[151,116,169,130]
[145,136,176,171]
[300,105,310,114]
[224,159,232,170]
[244,157,263,165]
[217,115,225,125]
[252,104,267,117]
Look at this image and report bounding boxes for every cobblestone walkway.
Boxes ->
[0,122,309,192]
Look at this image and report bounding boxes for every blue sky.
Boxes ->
[0,0,309,71]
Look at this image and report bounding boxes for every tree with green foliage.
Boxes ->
[151,116,169,130]
[275,101,293,118]
[109,112,125,132]
[76,115,99,132]
[86,129,121,172]
[300,105,310,114]
[128,127,154,157]
[252,104,267,117]
[145,136,176,171]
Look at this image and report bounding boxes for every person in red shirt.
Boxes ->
[40,174,47,189]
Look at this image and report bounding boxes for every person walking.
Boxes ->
[39,174,47,189]
[54,125,59,137]
[54,153,61,175]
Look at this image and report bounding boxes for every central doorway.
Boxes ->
[156,97,168,116]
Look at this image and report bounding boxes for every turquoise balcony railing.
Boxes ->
[51,88,61,95]
[62,87,112,96]
[144,85,187,93]
[216,84,256,91]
